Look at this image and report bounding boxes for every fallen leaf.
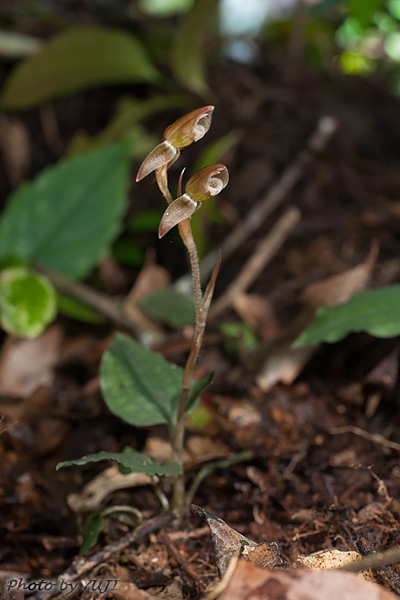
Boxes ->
[233,293,279,339]
[297,549,375,582]
[218,561,398,600]
[123,254,170,343]
[67,464,154,512]
[191,505,281,576]
[0,325,63,398]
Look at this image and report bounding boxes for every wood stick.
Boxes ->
[209,206,301,319]
[35,512,176,599]
[37,265,142,337]
[175,115,337,293]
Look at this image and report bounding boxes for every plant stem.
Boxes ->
[155,167,210,510]
[171,218,206,510]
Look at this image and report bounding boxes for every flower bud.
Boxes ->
[136,140,178,182]
[163,106,214,149]
[185,164,229,202]
[158,194,200,239]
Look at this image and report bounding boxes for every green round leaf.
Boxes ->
[0,267,57,338]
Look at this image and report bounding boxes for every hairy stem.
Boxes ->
[171,219,206,510]
[155,167,209,510]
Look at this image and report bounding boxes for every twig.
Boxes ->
[329,425,400,452]
[161,532,202,589]
[175,115,337,292]
[35,512,176,600]
[209,206,301,319]
[37,265,142,337]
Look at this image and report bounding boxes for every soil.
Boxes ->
[1,15,400,600]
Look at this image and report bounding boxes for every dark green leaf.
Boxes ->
[0,267,57,337]
[128,209,164,233]
[1,27,159,110]
[100,333,184,427]
[186,451,253,503]
[170,0,218,94]
[56,449,181,476]
[139,287,196,328]
[294,285,400,347]
[348,0,383,28]
[186,372,213,413]
[0,143,131,279]
[79,513,104,556]
[57,294,105,324]
[112,240,145,267]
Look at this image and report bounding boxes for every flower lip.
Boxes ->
[185,164,229,202]
[163,105,214,149]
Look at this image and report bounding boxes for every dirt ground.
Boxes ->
[1,35,400,600]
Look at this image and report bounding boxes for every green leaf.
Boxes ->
[1,26,159,110]
[348,0,383,28]
[0,143,131,279]
[186,450,253,504]
[294,285,400,347]
[57,294,105,324]
[139,287,196,328]
[100,333,184,427]
[139,0,194,17]
[170,0,218,94]
[0,267,57,338]
[79,512,104,556]
[112,239,145,268]
[100,333,212,427]
[128,209,164,233]
[186,372,213,413]
[56,449,181,476]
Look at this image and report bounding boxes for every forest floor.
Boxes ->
[2,41,400,600]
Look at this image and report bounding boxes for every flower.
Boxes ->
[158,164,229,238]
[163,105,214,148]
[136,106,214,183]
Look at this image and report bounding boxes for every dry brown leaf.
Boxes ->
[297,549,375,583]
[300,243,378,308]
[191,505,281,577]
[67,465,154,512]
[218,560,398,600]
[123,254,170,341]
[0,326,63,398]
[232,293,279,339]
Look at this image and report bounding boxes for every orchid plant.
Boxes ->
[57,107,229,519]
[136,106,229,508]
